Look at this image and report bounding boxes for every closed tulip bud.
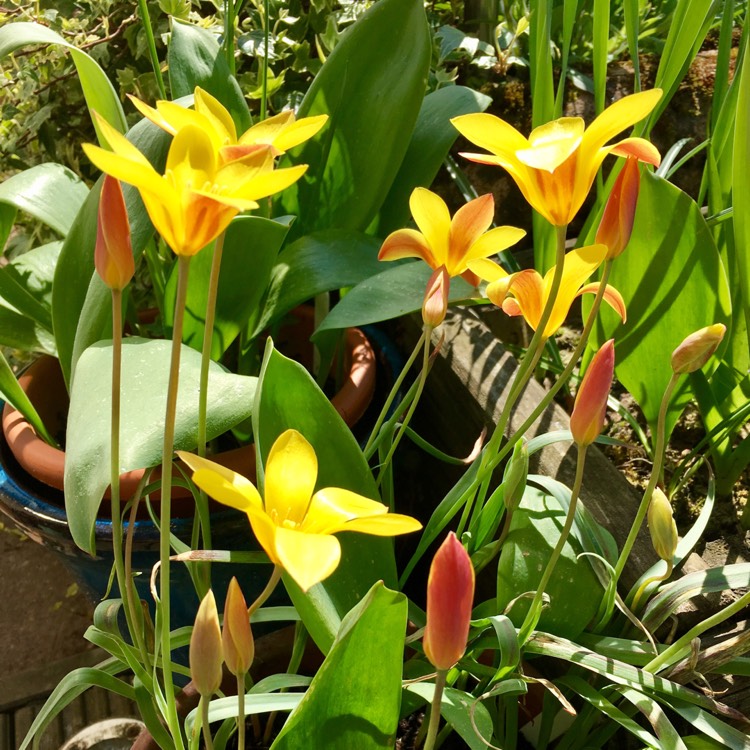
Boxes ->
[95,176,135,290]
[670,324,726,374]
[648,488,678,562]
[222,577,254,676]
[422,265,450,329]
[424,532,475,671]
[190,590,223,696]
[570,340,615,447]
[596,157,640,259]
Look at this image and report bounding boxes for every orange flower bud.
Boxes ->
[570,340,615,447]
[190,590,223,696]
[422,265,450,329]
[670,324,726,374]
[423,532,474,671]
[222,577,254,676]
[596,157,640,259]
[95,176,135,290]
[648,488,678,562]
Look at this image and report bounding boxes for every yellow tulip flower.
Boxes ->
[470,244,626,340]
[83,114,307,256]
[378,188,525,280]
[177,430,422,593]
[451,90,662,227]
[130,87,328,163]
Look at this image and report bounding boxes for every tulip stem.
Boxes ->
[519,444,587,644]
[109,289,149,667]
[224,0,236,75]
[236,673,246,750]
[629,561,672,615]
[137,0,166,100]
[612,372,679,589]
[248,565,282,617]
[159,254,191,750]
[365,330,426,459]
[200,695,216,750]
[423,670,447,750]
[260,0,270,122]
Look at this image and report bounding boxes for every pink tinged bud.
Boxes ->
[95,176,135,290]
[595,158,640,260]
[670,324,726,374]
[648,488,678,562]
[570,339,615,447]
[222,577,255,676]
[190,590,223,696]
[422,265,450,328]
[423,532,475,672]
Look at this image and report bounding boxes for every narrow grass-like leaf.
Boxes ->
[623,0,641,91]
[617,686,688,750]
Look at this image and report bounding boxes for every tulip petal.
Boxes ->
[467,257,509,283]
[167,125,217,184]
[609,137,661,166]
[502,297,523,317]
[274,527,341,592]
[517,117,584,173]
[239,110,295,145]
[464,226,526,266]
[578,282,627,323]
[302,488,388,534]
[232,164,308,201]
[273,115,328,153]
[410,188,451,267]
[379,228,436,266]
[340,514,423,536]
[448,194,494,273]
[128,95,177,134]
[84,144,164,195]
[451,113,529,161]
[505,269,545,329]
[245,507,281,566]
[194,87,237,144]
[264,430,317,526]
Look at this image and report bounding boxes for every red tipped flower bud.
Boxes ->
[423,265,450,329]
[648,488,678,562]
[95,176,135,290]
[596,157,640,259]
[670,324,726,374]
[570,340,615,447]
[423,532,474,671]
[222,577,254,677]
[190,590,223,696]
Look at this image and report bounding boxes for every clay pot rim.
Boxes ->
[1,321,376,497]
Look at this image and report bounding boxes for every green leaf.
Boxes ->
[271,583,407,750]
[585,172,731,439]
[164,215,291,357]
[0,203,15,251]
[496,486,604,639]
[0,21,127,142]
[168,19,251,133]
[52,121,171,386]
[0,164,88,237]
[372,86,492,236]
[276,0,431,237]
[315,261,476,334]
[253,342,399,652]
[64,337,258,553]
[0,303,55,354]
[406,683,495,750]
[253,230,384,336]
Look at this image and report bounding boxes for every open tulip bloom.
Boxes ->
[83,113,308,257]
[470,243,626,339]
[130,87,328,163]
[451,90,662,227]
[178,430,422,592]
[379,188,525,279]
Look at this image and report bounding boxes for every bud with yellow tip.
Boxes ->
[422,265,450,329]
[570,340,615,448]
[648,488,678,562]
[222,577,255,677]
[670,324,726,374]
[190,590,223,696]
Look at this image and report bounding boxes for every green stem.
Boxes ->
[236,673,246,750]
[110,290,149,666]
[364,330,426,458]
[643,586,750,674]
[519,444,587,644]
[376,333,432,485]
[423,671,447,750]
[260,0,270,122]
[137,0,166,99]
[629,562,673,615]
[612,372,679,588]
[200,695,215,750]
[248,565,282,617]
[224,0,236,75]
[159,255,191,750]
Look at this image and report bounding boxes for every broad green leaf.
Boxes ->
[0,164,88,237]
[0,303,55,354]
[0,22,127,142]
[253,342,399,653]
[406,683,495,750]
[168,19,251,133]
[0,242,60,330]
[585,172,731,439]
[164,216,291,357]
[64,337,258,553]
[277,0,431,237]
[253,230,384,337]
[0,203,15,251]
[271,583,407,750]
[497,486,604,639]
[315,261,476,335]
[372,86,492,236]
[52,121,171,386]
